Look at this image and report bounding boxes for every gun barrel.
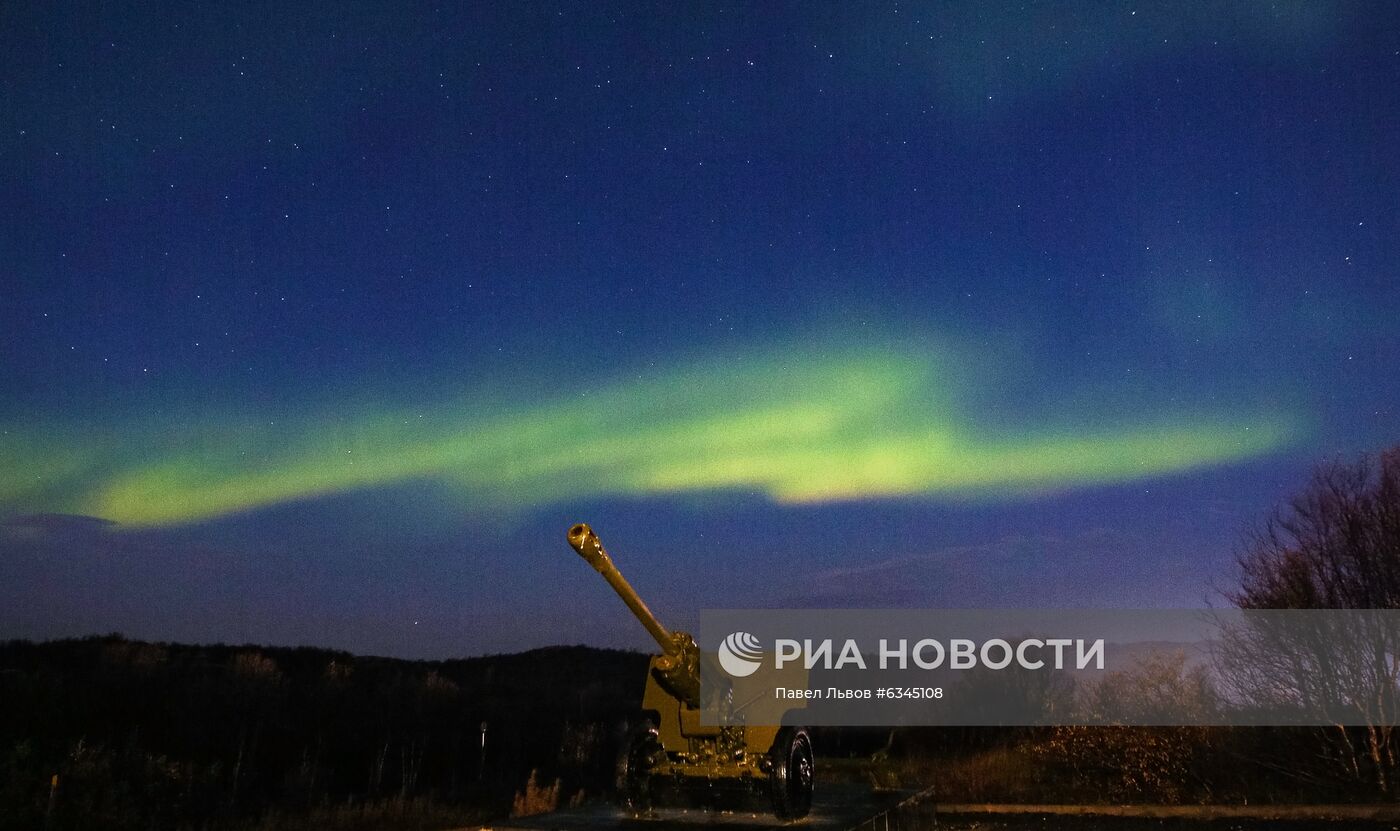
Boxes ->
[567,523,678,654]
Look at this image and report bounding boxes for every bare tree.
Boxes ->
[1231,447,1400,610]
[1227,447,1400,792]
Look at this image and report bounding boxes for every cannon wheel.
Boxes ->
[768,726,814,820]
[616,718,660,813]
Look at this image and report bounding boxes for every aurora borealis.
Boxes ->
[2,2,1397,656]
[5,339,1294,527]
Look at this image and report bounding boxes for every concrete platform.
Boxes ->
[930,802,1400,829]
[471,784,913,831]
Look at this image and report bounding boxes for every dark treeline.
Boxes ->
[3,636,1398,831]
[0,636,646,830]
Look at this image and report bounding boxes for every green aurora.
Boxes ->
[0,342,1297,529]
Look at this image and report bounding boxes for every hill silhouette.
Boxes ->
[0,635,647,829]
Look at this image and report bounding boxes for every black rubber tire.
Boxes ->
[768,726,814,820]
[616,718,660,812]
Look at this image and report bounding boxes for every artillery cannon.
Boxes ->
[566,523,814,819]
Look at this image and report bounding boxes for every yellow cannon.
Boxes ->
[566,523,813,819]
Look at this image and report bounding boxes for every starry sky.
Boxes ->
[2,2,1397,658]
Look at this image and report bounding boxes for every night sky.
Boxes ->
[2,2,1397,658]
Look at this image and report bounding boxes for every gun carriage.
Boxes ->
[565,523,813,819]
